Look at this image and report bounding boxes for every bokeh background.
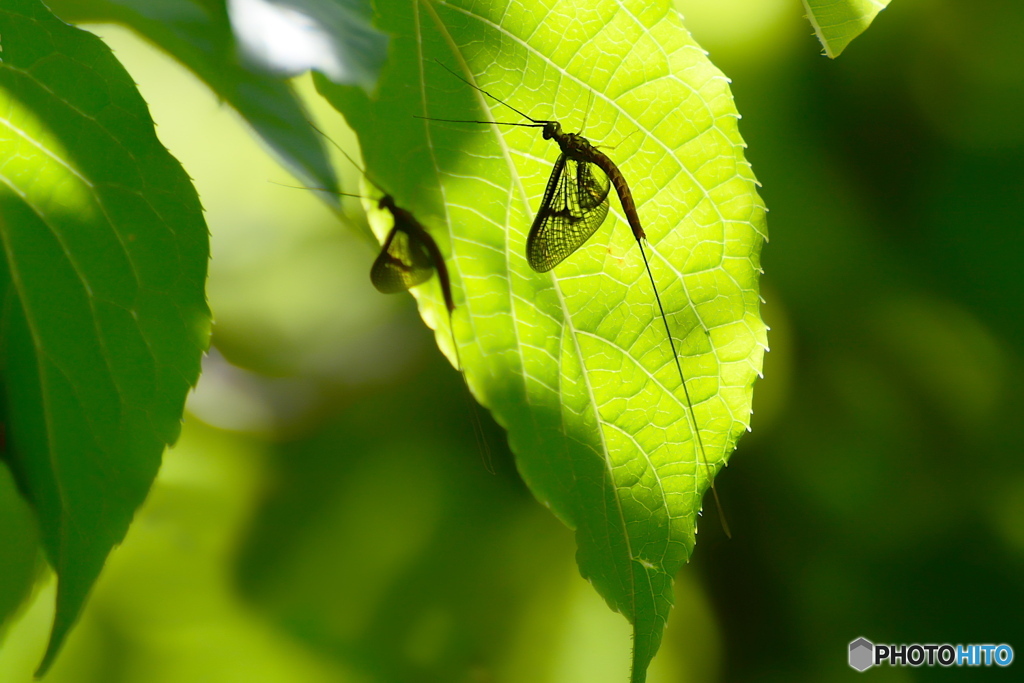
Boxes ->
[1,0,1023,681]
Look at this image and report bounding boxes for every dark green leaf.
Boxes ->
[0,0,210,671]
[0,463,42,643]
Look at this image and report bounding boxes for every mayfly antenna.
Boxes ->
[304,119,391,198]
[268,179,364,201]
[430,59,547,124]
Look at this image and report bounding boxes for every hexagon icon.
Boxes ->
[849,637,874,671]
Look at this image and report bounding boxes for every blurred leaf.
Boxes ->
[237,358,565,681]
[0,463,42,643]
[228,0,388,88]
[0,0,210,672]
[317,0,767,678]
[45,0,341,193]
[238,355,721,682]
[802,0,891,57]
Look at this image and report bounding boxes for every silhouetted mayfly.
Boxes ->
[426,63,728,534]
[372,197,493,468]
[369,195,455,314]
[282,125,491,467]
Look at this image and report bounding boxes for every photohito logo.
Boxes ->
[849,637,1014,671]
[849,638,874,672]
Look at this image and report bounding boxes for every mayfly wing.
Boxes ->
[370,220,436,294]
[526,155,611,272]
[386,203,457,314]
[577,154,612,210]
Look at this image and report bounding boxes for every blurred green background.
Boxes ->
[2,0,1023,681]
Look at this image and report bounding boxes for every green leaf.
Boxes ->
[802,0,892,58]
[0,0,210,672]
[316,0,767,679]
[227,0,389,88]
[43,0,367,193]
[0,462,42,643]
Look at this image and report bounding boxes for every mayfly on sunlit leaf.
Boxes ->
[366,197,493,469]
[280,123,490,467]
[424,62,729,534]
[370,196,455,315]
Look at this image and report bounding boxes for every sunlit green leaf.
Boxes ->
[0,0,210,672]
[802,0,892,58]
[317,0,767,679]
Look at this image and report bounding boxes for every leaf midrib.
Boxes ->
[420,0,650,621]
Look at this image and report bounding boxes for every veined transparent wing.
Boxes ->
[526,155,611,272]
[370,223,436,293]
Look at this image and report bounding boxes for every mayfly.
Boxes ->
[425,63,729,535]
[285,125,491,466]
[372,197,492,468]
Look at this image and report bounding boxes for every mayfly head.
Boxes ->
[541,121,562,140]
